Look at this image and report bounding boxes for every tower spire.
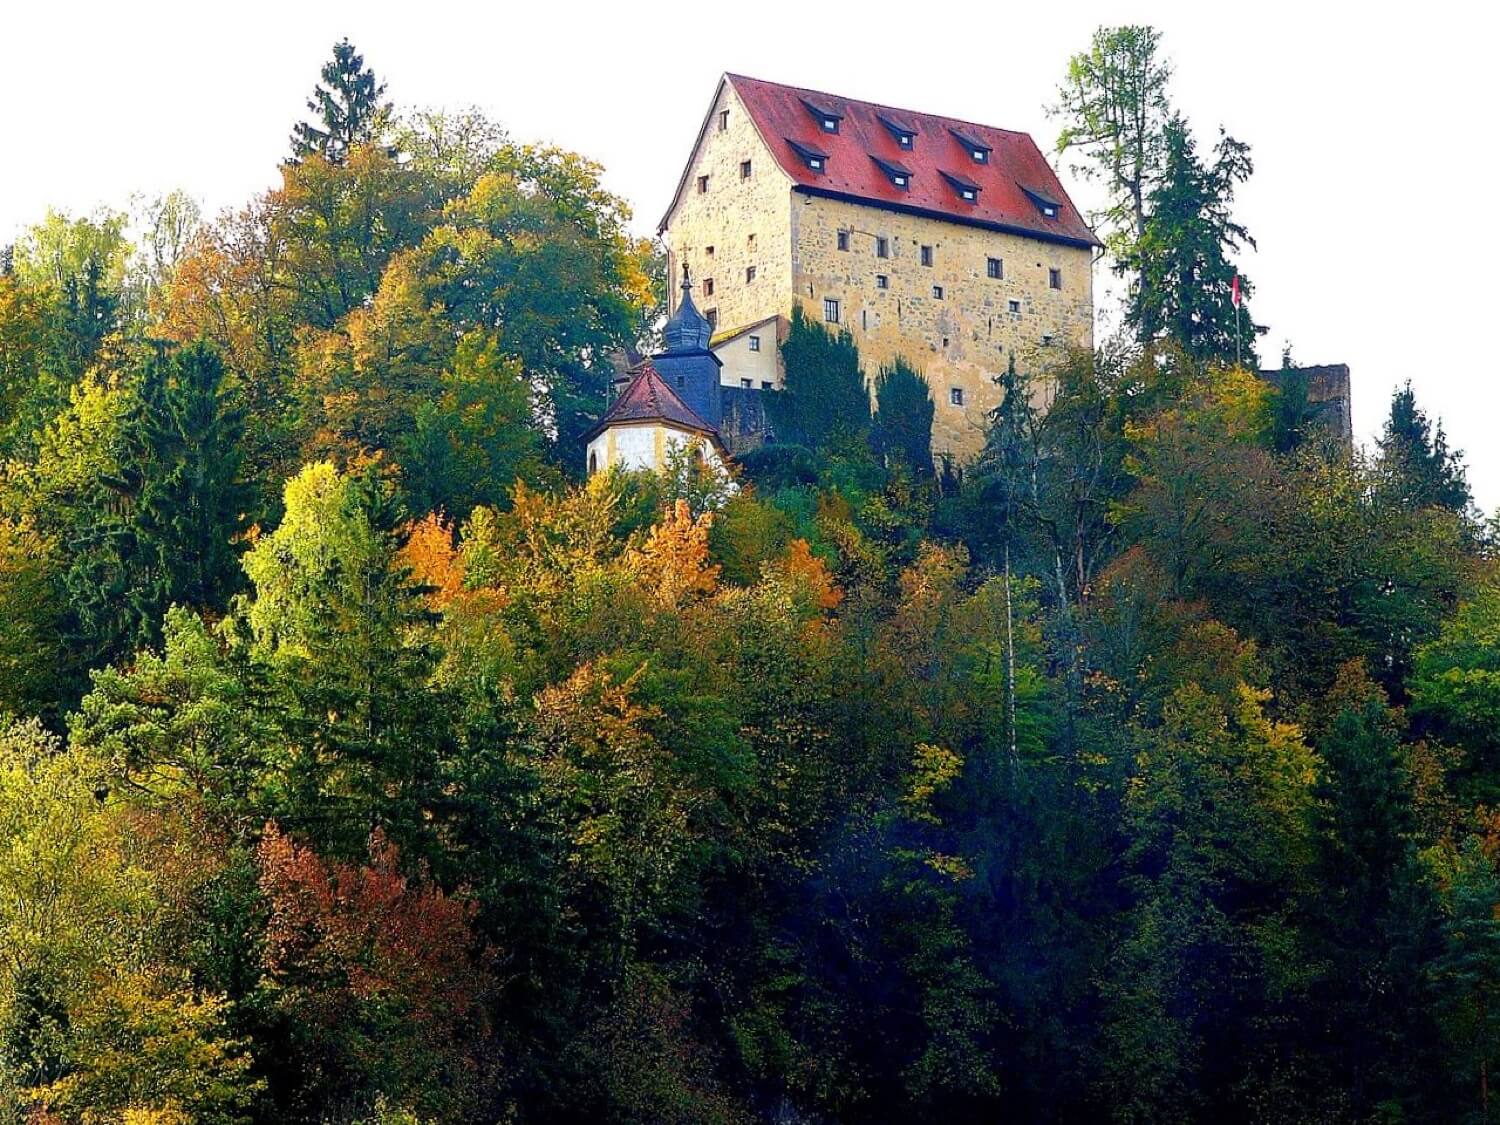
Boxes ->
[663,260,712,353]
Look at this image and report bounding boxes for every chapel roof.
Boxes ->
[585,359,720,444]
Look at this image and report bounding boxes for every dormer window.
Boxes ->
[1021,186,1064,220]
[801,98,843,134]
[786,138,829,173]
[878,114,917,150]
[940,170,981,204]
[950,127,992,164]
[872,155,913,190]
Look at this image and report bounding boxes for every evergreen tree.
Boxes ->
[241,462,450,861]
[66,342,249,664]
[289,39,392,163]
[129,342,251,613]
[871,356,935,476]
[1125,117,1260,367]
[1376,381,1472,514]
[765,303,870,455]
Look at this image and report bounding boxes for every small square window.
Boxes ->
[705,245,714,256]
[1049,268,1062,289]
[837,230,850,251]
[932,285,944,300]
[822,117,838,133]
[823,297,840,323]
[745,265,756,283]
[697,175,709,194]
[893,174,908,188]
[718,109,729,131]
[703,277,715,297]
[987,257,1003,280]
[748,334,761,352]
[741,160,752,179]
[974,149,987,162]
[761,380,773,390]
[808,156,823,171]
[741,377,753,388]
[950,387,964,406]
[1042,204,1058,218]
[875,236,889,258]
[875,274,889,289]
[920,245,933,267]
[960,188,976,201]
[705,308,718,329]
[898,134,913,149]
[1008,299,1021,314]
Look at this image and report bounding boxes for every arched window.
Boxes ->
[588,450,598,475]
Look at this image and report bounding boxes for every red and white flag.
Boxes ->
[1231,273,1241,308]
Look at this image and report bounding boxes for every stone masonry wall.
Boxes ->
[791,194,1094,460]
[662,82,793,338]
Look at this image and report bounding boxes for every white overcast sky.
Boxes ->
[4,1,1496,509]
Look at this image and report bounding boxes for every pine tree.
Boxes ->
[289,39,392,163]
[129,341,251,614]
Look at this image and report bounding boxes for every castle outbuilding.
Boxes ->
[659,73,1101,461]
[585,272,730,476]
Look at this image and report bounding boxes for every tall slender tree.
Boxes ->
[1052,26,1174,295]
[289,39,392,164]
[1124,118,1260,367]
[871,356,935,476]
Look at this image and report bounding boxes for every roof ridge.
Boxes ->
[725,72,1033,141]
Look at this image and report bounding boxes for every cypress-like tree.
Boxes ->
[289,39,392,163]
[871,356,935,476]
[765,303,870,455]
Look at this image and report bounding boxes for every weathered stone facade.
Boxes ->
[662,76,1096,462]
[664,82,793,351]
[789,195,1092,457]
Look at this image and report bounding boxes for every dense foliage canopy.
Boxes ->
[1,31,1496,1125]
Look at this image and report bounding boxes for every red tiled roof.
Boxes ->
[585,359,720,444]
[664,74,1100,249]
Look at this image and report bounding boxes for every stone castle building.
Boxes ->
[657,72,1100,462]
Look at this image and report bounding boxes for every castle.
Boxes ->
[588,73,1349,476]
[587,73,1098,475]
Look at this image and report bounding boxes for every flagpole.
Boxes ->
[1233,272,1242,368]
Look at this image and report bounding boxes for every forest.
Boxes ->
[2,27,1498,1125]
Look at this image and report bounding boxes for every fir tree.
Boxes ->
[65,342,249,666]
[289,39,392,164]
[1377,381,1472,515]
[1125,117,1261,367]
